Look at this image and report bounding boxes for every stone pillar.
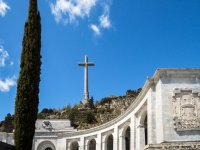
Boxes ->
[96,133,102,150]
[130,116,136,150]
[155,81,164,144]
[57,138,66,150]
[66,141,71,150]
[148,88,156,144]
[118,128,124,150]
[137,125,145,150]
[102,135,106,150]
[84,139,89,150]
[113,126,119,150]
[79,137,84,150]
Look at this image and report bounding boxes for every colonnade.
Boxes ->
[66,106,148,150]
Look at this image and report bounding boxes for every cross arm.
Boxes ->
[78,63,85,66]
[78,63,95,66]
[87,63,95,66]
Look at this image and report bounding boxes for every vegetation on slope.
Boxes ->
[37,88,141,129]
[0,89,141,131]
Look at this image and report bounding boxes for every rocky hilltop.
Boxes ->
[0,89,141,132]
[37,88,141,129]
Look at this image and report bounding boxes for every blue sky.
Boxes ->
[0,0,200,120]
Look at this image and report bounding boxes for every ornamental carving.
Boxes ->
[171,88,200,131]
[42,121,53,131]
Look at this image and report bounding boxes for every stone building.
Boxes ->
[1,68,200,150]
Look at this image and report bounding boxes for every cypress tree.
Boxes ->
[14,0,41,149]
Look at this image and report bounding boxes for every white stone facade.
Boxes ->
[1,68,200,150]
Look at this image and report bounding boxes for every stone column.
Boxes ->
[66,141,71,150]
[137,125,145,150]
[130,116,136,150]
[96,133,102,150]
[148,88,156,144]
[113,126,119,150]
[57,138,67,150]
[84,139,88,150]
[102,135,106,150]
[118,128,124,150]
[79,137,84,150]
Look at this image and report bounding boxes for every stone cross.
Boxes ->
[78,55,95,104]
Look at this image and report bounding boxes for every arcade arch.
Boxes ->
[70,141,79,150]
[88,139,96,150]
[37,141,56,150]
[105,134,113,150]
[122,126,131,150]
[137,108,148,150]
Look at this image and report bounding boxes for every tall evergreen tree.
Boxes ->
[14,0,41,149]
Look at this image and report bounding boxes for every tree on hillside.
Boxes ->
[2,113,14,133]
[14,0,41,149]
[88,96,95,109]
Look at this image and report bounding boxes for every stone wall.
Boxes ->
[0,132,14,145]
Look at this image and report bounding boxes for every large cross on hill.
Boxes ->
[78,55,95,104]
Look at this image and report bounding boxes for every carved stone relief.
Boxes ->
[171,88,200,131]
[42,121,53,131]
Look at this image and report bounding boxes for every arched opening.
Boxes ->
[137,109,148,150]
[88,139,96,150]
[37,141,56,150]
[45,148,52,150]
[70,141,79,150]
[125,127,130,150]
[122,125,131,150]
[144,115,148,145]
[106,134,113,150]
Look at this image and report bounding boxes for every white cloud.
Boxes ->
[89,3,111,36]
[99,3,111,28]
[0,46,9,67]
[0,0,10,17]
[89,24,100,35]
[0,76,16,92]
[50,0,112,36]
[99,14,110,28]
[50,0,97,23]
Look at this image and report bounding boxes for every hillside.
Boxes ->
[0,89,141,132]
[37,88,141,129]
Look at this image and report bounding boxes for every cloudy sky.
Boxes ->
[1,0,200,120]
